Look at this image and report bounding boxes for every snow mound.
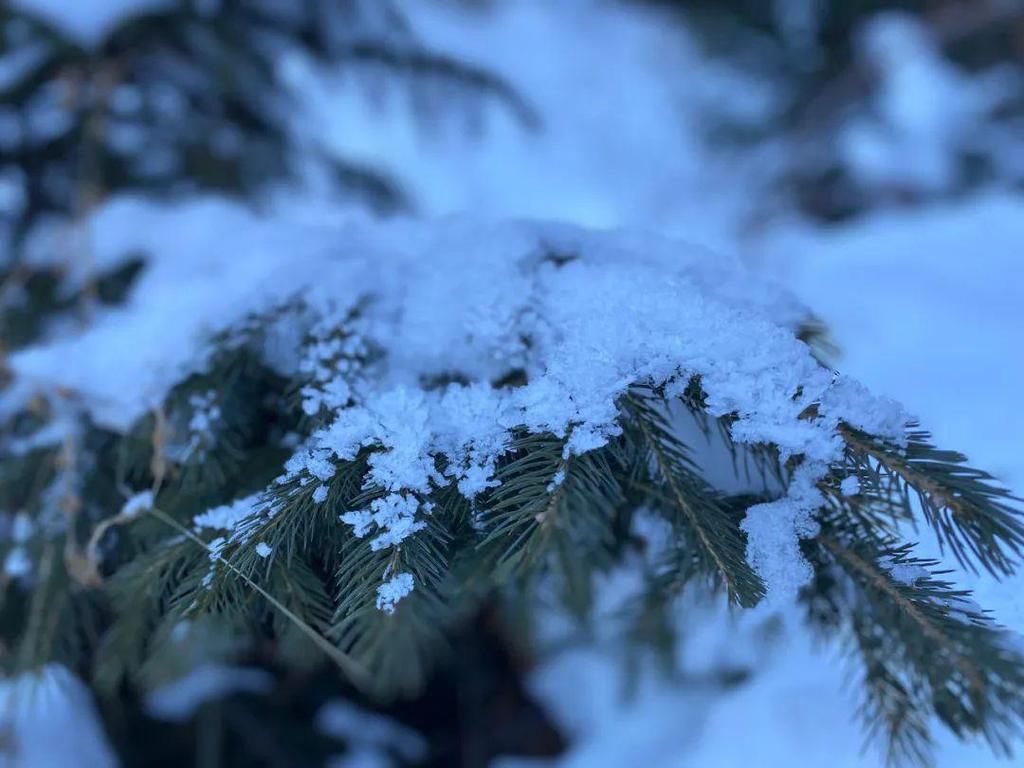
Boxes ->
[6,196,906,605]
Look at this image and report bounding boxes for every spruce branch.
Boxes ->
[839,424,1024,577]
[808,528,1024,765]
[93,534,201,692]
[676,374,786,491]
[479,431,622,583]
[330,512,454,699]
[225,452,371,584]
[143,505,371,690]
[13,542,62,671]
[266,554,337,668]
[620,388,766,607]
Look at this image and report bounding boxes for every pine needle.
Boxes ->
[144,505,371,690]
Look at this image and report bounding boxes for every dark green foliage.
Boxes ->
[3,3,1023,764]
[480,431,622,578]
[645,0,1024,221]
[475,429,630,625]
[227,455,367,584]
[804,525,1024,765]
[93,535,202,692]
[797,421,1024,763]
[837,424,1024,576]
[0,0,538,242]
[620,387,766,607]
[331,525,454,699]
[3,292,1024,767]
[0,256,144,350]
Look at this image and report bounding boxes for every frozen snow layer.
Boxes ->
[6,195,904,605]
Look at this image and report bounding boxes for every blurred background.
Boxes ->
[1,0,1023,766]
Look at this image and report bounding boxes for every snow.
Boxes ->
[878,554,929,587]
[0,664,118,768]
[754,193,1024,496]
[311,5,1022,765]
[516,612,871,768]
[8,197,351,431]
[299,313,369,417]
[741,463,824,603]
[733,191,1024,767]
[341,491,426,554]
[375,571,415,615]
[291,0,773,247]
[9,0,173,48]
[192,494,262,533]
[6,199,908,607]
[839,12,1016,195]
[316,699,427,764]
[254,542,272,559]
[839,476,861,497]
[144,663,273,722]
[120,490,153,519]
[3,547,32,579]
[2,0,1023,765]
[10,513,33,543]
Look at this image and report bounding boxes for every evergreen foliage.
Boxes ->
[0,0,535,235]
[0,0,537,354]
[3,285,1023,765]
[1,3,1023,767]
[650,0,1024,221]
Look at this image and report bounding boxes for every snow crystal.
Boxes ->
[318,387,438,493]
[187,391,221,435]
[880,555,986,624]
[312,484,329,504]
[547,469,566,493]
[839,476,860,497]
[340,493,425,552]
[741,463,823,603]
[817,377,906,443]
[878,555,928,586]
[145,664,273,722]
[161,390,226,464]
[375,572,415,614]
[207,537,226,561]
[121,490,154,518]
[298,312,369,416]
[287,447,338,483]
[255,542,272,559]
[193,494,261,532]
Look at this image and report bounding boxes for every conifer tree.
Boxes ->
[1,3,1023,767]
[652,0,1024,221]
